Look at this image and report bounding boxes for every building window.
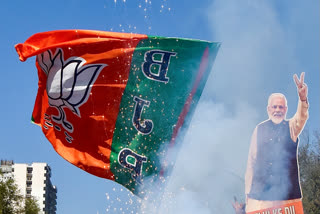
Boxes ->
[26,190,31,194]
[27,167,33,173]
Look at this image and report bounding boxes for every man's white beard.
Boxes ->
[271,117,283,124]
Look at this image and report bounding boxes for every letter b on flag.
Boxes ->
[142,50,176,83]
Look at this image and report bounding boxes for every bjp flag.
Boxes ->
[15,29,220,195]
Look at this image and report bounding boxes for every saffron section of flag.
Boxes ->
[15,29,220,195]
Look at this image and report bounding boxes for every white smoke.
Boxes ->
[101,0,316,213]
[138,101,258,214]
[137,0,306,213]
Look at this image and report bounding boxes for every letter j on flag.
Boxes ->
[15,29,220,196]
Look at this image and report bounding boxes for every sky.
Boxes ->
[0,0,319,213]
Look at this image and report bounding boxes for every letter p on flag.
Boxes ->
[15,29,220,196]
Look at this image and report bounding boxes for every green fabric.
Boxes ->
[110,36,220,195]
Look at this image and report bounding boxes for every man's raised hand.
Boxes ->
[293,72,308,101]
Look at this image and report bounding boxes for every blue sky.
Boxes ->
[0,0,319,213]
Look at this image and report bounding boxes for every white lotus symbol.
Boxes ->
[37,49,106,133]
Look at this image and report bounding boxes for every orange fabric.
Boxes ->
[15,30,148,180]
[15,29,147,61]
[246,200,304,214]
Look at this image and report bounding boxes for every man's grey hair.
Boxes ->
[267,93,288,107]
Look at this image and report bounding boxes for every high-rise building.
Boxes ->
[0,160,57,214]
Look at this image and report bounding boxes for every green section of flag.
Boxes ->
[110,36,220,194]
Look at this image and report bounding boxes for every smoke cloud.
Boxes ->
[101,0,316,213]
[136,0,308,213]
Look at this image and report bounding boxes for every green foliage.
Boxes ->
[0,176,24,214]
[0,172,40,214]
[299,131,320,214]
[25,197,40,214]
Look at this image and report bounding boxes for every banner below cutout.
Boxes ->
[15,29,220,195]
[247,200,304,214]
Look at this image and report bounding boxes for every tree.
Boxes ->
[299,130,320,214]
[0,176,24,214]
[0,173,40,214]
[25,197,40,214]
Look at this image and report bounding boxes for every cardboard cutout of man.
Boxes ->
[245,73,309,213]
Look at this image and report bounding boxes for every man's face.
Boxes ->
[267,97,287,124]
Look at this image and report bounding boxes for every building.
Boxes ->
[0,160,57,214]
